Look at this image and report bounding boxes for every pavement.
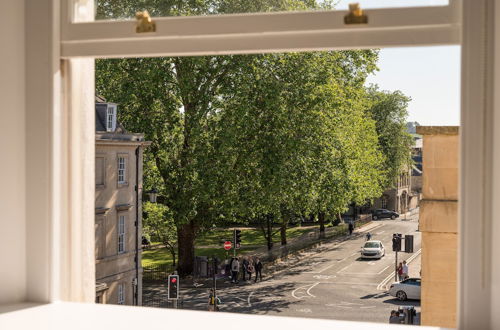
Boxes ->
[143,212,422,324]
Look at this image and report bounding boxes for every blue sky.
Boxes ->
[335,1,460,126]
[366,46,461,126]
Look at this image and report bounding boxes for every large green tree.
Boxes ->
[367,87,413,188]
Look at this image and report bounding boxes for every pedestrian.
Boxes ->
[247,259,254,281]
[241,257,249,281]
[389,310,400,324]
[207,289,221,312]
[366,231,372,241]
[254,257,263,282]
[397,262,403,281]
[402,260,409,280]
[231,257,240,283]
[348,222,354,236]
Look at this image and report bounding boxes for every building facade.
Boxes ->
[372,166,412,214]
[417,126,459,328]
[95,97,149,305]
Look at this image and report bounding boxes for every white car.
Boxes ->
[360,240,385,259]
[388,278,421,301]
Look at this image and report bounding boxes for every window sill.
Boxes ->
[0,302,450,330]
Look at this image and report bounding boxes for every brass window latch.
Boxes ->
[344,3,368,25]
[135,10,156,33]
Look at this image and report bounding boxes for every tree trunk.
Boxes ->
[165,242,176,267]
[177,221,196,277]
[280,212,290,245]
[318,212,326,239]
[267,215,273,250]
[280,223,287,246]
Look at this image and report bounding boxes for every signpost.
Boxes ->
[223,241,232,251]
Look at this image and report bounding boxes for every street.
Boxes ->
[149,217,421,324]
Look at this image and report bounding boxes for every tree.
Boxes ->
[96,0,329,275]
[143,201,177,266]
[367,87,413,188]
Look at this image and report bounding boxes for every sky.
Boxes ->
[335,1,460,126]
[366,46,461,126]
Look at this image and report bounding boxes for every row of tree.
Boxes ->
[95,0,413,276]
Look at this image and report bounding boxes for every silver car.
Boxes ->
[388,278,421,301]
[360,240,385,259]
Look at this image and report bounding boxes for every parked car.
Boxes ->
[360,240,385,259]
[388,278,421,301]
[372,209,399,220]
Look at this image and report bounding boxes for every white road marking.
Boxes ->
[376,231,385,234]
[360,306,376,309]
[296,308,312,313]
[312,274,336,280]
[247,291,254,307]
[376,248,422,290]
[306,282,320,297]
[377,265,391,274]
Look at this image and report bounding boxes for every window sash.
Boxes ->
[118,284,125,305]
[118,216,125,253]
[117,157,126,184]
[60,1,460,58]
[106,106,114,132]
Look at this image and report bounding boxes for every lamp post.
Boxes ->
[145,187,158,203]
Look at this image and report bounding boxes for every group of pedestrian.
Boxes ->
[397,260,409,281]
[229,256,263,283]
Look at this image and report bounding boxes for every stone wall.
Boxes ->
[416,126,458,328]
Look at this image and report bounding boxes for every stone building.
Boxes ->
[372,166,412,214]
[417,126,458,328]
[94,97,149,305]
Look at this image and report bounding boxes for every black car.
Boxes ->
[372,209,399,220]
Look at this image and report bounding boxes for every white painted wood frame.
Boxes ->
[22,0,500,328]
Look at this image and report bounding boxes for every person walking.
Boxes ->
[348,222,354,236]
[247,259,254,281]
[207,289,221,312]
[254,257,263,282]
[231,257,240,283]
[397,262,404,281]
[241,257,249,281]
[402,260,409,280]
[366,231,372,241]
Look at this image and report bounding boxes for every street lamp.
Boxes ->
[145,187,158,203]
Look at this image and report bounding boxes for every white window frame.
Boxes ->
[117,156,126,185]
[117,215,125,254]
[20,0,500,329]
[117,283,125,305]
[106,104,116,132]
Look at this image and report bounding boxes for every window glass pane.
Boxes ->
[94,0,449,20]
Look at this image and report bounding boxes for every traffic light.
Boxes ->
[234,229,242,249]
[167,275,179,299]
[392,233,402,252]
[404,234,414,253]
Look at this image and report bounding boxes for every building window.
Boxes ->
[106,104,116,132]
[95,156,105,187]
[118,283,125,305]
[118,215,125,253]
[382,196,388,209]
[117,156,126,184]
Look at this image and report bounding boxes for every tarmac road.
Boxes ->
[149,217,421,324]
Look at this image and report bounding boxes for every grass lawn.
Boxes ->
[195,225,319,246]
[143,224,329,268]
[142,246,255,267]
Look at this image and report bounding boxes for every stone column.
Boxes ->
[417,126,459,328]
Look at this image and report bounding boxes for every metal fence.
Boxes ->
[142,264,172,283]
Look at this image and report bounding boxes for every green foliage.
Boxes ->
[366,87,413,188]
[96,0,411,273]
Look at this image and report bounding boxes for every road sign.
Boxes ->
[223,241,232,250]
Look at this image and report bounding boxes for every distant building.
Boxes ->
[94,96,149,305]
